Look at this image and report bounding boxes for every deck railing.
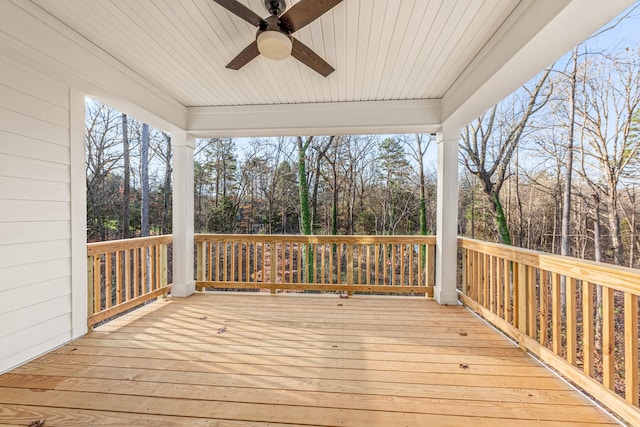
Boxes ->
[87,235,172,327]
[458,237,640,423]
[195,234,436,295]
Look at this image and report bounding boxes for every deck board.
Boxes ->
[0,293,620,426]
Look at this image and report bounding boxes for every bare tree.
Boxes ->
[578,48,640,265]
[460,68,552,244]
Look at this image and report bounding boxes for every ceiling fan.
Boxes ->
[212,0,343,77]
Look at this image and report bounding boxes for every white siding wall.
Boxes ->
[0,54,74,372]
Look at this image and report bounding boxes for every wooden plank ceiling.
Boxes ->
[31,0,520,108]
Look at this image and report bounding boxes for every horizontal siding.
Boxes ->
[0,53,73,373]
[0,200,70,222]
[0,316,71,370]
[0,295,72,339]
[0,55,69,108]
[0,107,69,145]
[0,277,71,314]
[0,176,70,201]
[0,220,70,245]
[0,239,70,269]
[0,83,69,127]
[0,259,71,292]
[0,130,70,164]
[0,154,70,181]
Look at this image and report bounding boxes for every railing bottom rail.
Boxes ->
[197,281,432,296]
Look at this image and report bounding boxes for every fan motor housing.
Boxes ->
[264,0,286,16]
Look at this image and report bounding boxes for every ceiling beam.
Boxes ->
[187,99,441,137]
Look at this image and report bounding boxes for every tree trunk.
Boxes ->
[561,49,578,259]
[489,192,512,245]
[141,123,150,293]
[141,123,150,237]
[297,136,313,282]
[416,134,428,236]
[162,133,172,234]
[121,114,130,239]
[607,190,625,265]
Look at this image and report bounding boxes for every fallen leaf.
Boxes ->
[199,316,207,320]
[217,325,227,334]
[337,303,343,306]
[459,363,469,369]
[29,420,46,427]
[459,332,468,336]
[332,345,338,348]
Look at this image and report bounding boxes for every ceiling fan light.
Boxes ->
[257,30,292,61]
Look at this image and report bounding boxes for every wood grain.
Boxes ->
[0,293,618,426]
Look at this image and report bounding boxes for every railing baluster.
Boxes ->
[374,244,380,286]
[552,272,561,354]
[399,244,405,286]
[527,266,536,338]
[582,280,594,376]
[105,252,112,308]
[115,251,122,304]
[125,249,131,302]
[624,293,638,405]
[539,270,548,347]
[483,253,490,308]
[515,263,527,336]
[496,258,504,319]
[603,286,615,390]
[93,254,101,313]
[87,255,94,319]
[347,244,354,285]
[231,241,236,282]
[566,277,577,365]
[133,247,139,298]
[270,242,277,293]
[160,244,168,289]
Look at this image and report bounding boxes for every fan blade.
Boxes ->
[211,0,264,27]
[226,41,260,70]
[291,37,334,77]
[280,0,343,33]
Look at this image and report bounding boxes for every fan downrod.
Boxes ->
[264,0,286,16]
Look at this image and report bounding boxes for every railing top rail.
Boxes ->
[195,233,436,245]
[87,234,173,255]
[458,236,640,296]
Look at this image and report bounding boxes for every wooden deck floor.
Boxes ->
[0,293,620,426]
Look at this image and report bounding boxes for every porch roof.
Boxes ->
[2,0,635,136]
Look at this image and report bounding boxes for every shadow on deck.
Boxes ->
[0,293,619,426]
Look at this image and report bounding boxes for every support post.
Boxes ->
[435,129,460,304]
[172,130,196,297]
